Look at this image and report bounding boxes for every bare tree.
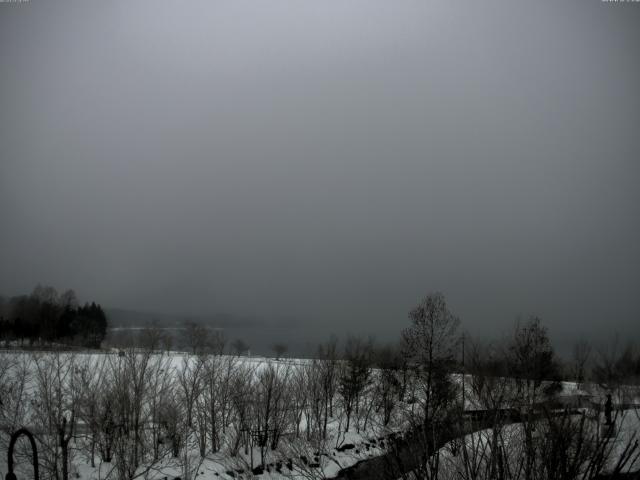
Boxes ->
[201,352,238,453]
[570,339,592,387]
[138,321,170,352]
[291,364,310,438]
[232,338,250,356]
[229,361,257,457]
[302,358,326,441]
[107,348,176,480]
[182,320,213,354]
[508,317,560,480]
[401,292,461,479]
[76,355,109,468]
[177,354,205,429]
[593,337,638,400]
[31,352,79,480]
[146,351,174,461]
[272,343,288,360]
[459,338,516,480]
[338,336,373,433]
[253,362,292,462]
[373,344,404,427]
[318,336,339,438]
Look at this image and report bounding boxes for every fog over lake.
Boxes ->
[1,0,639,347]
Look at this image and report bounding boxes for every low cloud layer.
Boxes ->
[1,0,639,342]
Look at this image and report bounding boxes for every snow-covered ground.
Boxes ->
[1,350,639,480]
[0,350,407,480]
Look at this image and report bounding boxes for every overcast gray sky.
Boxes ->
[1,0,639,342]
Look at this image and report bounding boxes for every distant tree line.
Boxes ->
[0,284,108,348]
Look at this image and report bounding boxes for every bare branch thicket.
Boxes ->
[373,344,405,428]
[302,358,328,442]
[253,361,293,464]
[317,336,339,439]
[136,322,171,353]
[178,421,207,480]
[107,347,178,480]
[570,339,592,388]
[182,320,217,355]
[592,339,640,430]
[507,317,561,480]
[291,364,310,439]
[442,329,640,480]
[31,351,79,480]
[338,336,373,434]
[177,353,205,430]
[400,292,461,480]
[229,361,257,457]
[146,351,175,462]
[75,354,109,468]
[202,352,238,453]
[448,338,516,480]
[0,352,31,433]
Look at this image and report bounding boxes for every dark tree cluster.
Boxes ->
[0,285,108,348]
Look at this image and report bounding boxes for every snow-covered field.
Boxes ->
[0,350,409,480]
[1,349,639,480]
